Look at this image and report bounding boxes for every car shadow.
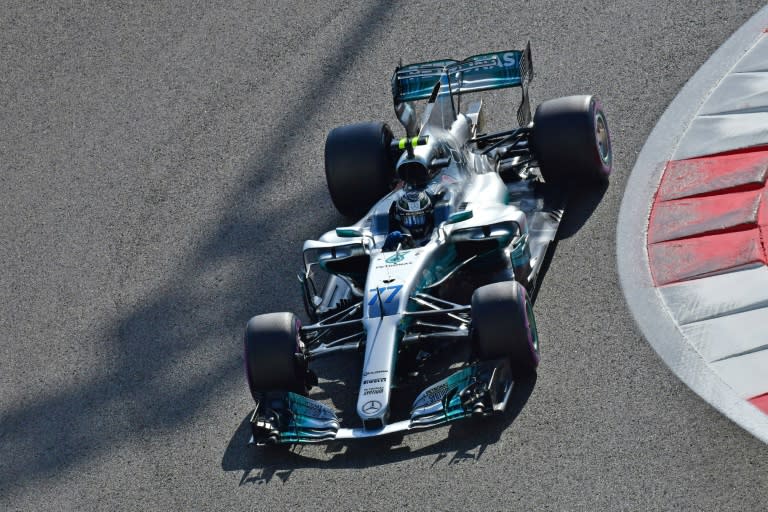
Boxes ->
[530,238,557,306]
[556,181,609,240]
[530,181,607,304]
[220,371,536,484]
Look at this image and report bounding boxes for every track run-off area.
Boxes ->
[1,2,767,510]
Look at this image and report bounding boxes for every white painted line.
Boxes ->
[675,113,768,160]
[712,349,768,399]
[681,306,768,362]
[675,33,768,160]
[734,36,768,72]
[698,74,768,116]
[658,265,768,325]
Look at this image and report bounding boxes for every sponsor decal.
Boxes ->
[385,252,407,264]
[362,378,386,385]
[362,400,382,414]
[364,387,384,396]
[375,261,413,269]
[462,52,517,72]
[375,250,413,269]
[502,52,517,67]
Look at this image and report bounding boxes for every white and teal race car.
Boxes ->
[244,43,612,445]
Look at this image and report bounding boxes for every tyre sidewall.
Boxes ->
[324,122,395,218]
[244,312,306,398]
[471,281,539,370]
[532,95,612,184]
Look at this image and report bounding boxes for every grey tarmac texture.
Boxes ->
[1,1,767,510]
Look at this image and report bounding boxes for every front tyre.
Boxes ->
[244,312,307,400]
[531,95,612,184]
[471,281,540,373]
[324,122,395,219]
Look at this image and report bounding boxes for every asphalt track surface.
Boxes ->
[1,1,767,510]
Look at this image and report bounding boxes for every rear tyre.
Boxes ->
[244,312,307,400]
[471,281,539,373]
[324,122,395,219]
[531,95,612,184]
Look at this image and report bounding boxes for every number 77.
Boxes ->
[368,285,403,305]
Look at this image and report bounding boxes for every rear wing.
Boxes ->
[392,42,534,130]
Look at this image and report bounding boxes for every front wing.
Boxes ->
[249,359,514,445]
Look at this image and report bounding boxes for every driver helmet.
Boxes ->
[396,189,433,239]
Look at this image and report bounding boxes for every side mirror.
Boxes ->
[335,227,363,238]
[438,210,473,244]
[446,210,473,224]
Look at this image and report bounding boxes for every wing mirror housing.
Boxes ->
[446,210,473,224]
[336,227,364,238]
[438,210,473,243]
[335,227,375,252]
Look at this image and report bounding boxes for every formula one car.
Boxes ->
[243,43,612,445]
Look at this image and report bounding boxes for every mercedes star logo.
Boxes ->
[362,400,382,414]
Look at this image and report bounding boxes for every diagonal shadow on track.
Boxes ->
[0,0,399,497]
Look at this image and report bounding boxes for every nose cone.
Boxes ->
[356,316,401,428]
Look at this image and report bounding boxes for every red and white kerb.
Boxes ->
[648,147,768,414]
